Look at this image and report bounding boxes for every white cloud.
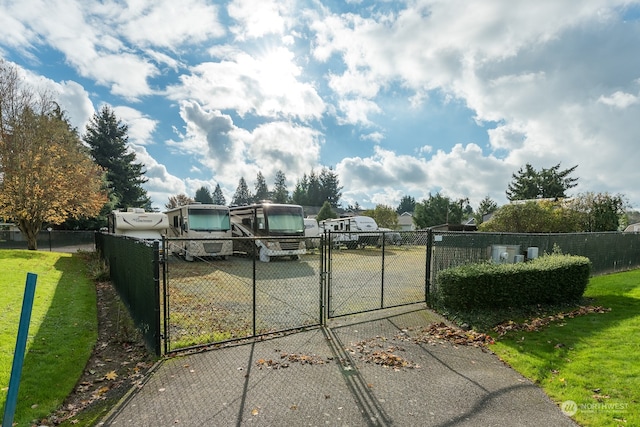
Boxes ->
[598,91,639,109]
[112,106,158,146]
[167,47,325,120]
[228,0,293,40]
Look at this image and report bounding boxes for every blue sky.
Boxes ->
[1,0,639,211]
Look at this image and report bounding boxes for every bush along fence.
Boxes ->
[436,254,591,310]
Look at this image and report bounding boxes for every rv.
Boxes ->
[107,208,169,240]
[165,204,233,261]
[304,218,321,249]
[230,203,306,261]
[320,215,379,249]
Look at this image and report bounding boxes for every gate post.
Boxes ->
[425,228,433,306]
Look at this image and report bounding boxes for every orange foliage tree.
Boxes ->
[0,61,105,249]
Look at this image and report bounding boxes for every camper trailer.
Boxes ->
[230,203,306,261]
[165,204,233,261]
[320,215,379,249]
[304,218,321,249]
[107,208,169,240]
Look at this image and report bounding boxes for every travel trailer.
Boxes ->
[165,204,233,261]
[320,215,379,249]
[304,218,321,249]
[230,203,306,261]
[107,208,169,240]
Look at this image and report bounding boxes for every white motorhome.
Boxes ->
[165,204,233,261]
[107,208,169,240]
[320,215,379,249]
[304,218,320,249]
[230,203,306,261]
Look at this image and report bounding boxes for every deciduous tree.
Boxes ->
[362,204,399,229]
[165,194,194,209]
[0,62,105,248]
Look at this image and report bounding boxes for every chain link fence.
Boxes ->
[428,230,640,304]
[95,233,162,355]
[325,230,428,318]
[163,236,322,353]
[96,229,640,355]
[0,229,96,252]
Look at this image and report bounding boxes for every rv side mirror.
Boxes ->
[182,220,188,231]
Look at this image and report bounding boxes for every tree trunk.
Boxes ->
[18,219,41,250]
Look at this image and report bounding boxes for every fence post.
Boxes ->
[425,228,433,306]
[152,240,162,356]
[3,273,38,427]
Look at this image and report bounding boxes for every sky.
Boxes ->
[1,0,640,212]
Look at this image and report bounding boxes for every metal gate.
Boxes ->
[162,232,429,353]
[323,230,429,318]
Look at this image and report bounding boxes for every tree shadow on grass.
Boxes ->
[1,254,96,425]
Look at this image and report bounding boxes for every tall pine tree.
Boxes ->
[231,177,252,206]
[212,183,226,205]
[83,105,150,210]
[253,172,270,202]
[272,170,289,203]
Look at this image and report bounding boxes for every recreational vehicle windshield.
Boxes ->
[165,204,232,260]
[107,208,169,240]
[230,203,306,261]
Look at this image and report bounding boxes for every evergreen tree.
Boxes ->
[506,163,578,201]
[272,170,289,203]
[396,195,416,214]
[307,170,321,206]
[473,196,498,225]
[291,174,309,206]
[319,167,343,208]
[231,177,252,206]
[194,186,213,204]
[212,183,226,205]
[83,105,150,209]
[253,172,270,202]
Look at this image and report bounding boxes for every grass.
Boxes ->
[486,269,640,426]
[0,250,97,426]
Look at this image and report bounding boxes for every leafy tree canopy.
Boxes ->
[413,193,467,228]
[0,62,105,248]
[316,201,338,222]
[165,194,194,209]
[362,204,399,229]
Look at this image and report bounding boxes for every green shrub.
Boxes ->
[436,254,591,310]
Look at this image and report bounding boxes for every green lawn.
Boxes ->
[490,269,640,426]
[0,250,97,426]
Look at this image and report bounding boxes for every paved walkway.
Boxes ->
[101,305,578,426]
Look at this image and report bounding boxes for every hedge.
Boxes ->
[436,254,592,310]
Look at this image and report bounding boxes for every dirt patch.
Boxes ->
[44,281,156,426]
